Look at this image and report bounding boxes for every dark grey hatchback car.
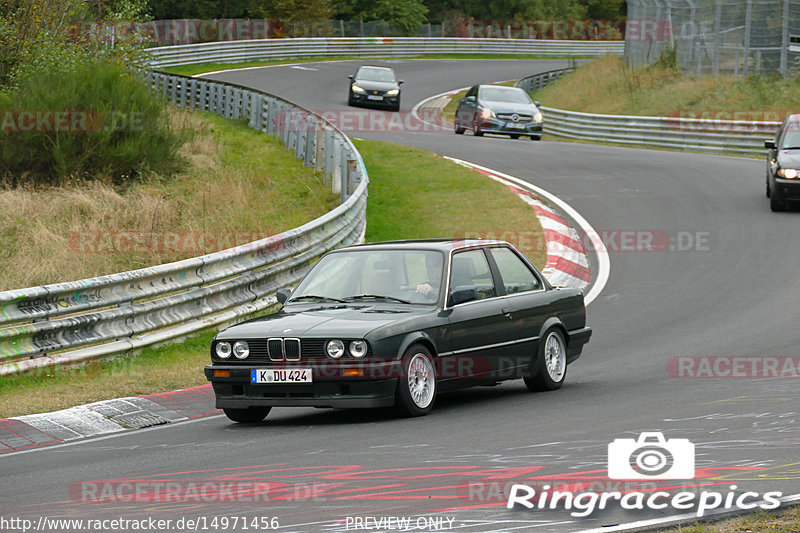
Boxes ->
[205,240,591,423]
[455,85,543,140]
[347,65,403,111]
[765,114,800,211]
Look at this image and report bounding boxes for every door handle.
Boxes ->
[501,307,512,319]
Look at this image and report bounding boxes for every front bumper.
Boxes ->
[479,118,543,136]
[773,177,800,200]
[350,92,399,108]
[205,361,401,408]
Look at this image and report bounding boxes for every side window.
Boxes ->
[450,250,496,301]
[490,247,542,294]
[466,86,478,98]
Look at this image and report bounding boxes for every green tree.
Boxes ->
[333,0,428,33]
[251,0,333,36]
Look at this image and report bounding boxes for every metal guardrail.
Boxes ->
[515,66,576,93]
[145,37,624,68]
[0,72,368,375]
[517,67,779,157]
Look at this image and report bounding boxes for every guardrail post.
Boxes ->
[266,99,275,134]
[325,129,335,183]
[249,94,263,130]
[340,148,348,202]
[331,138,342,195]
[295,114,306,159]
[315,126,326,174]
[178,79,187,107]
[287,110,297,151]
[347,159,359,196]
[304,118,315,168]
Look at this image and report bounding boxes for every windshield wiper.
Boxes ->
[289,295,346,303]
[343,294,411,304]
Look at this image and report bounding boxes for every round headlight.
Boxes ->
[349,340,368,358]
[216,341,232,359]
[326,339,345,359]
[233,340,249,359]
[785,168,797,179]
[534,112,543,122]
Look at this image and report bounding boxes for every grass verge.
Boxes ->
[0,140,546,417]
[162,55,579,77]
[657,505,800,532]
[357,138,546,268]
[532,55,800,117]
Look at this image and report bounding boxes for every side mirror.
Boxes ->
[465,95,476,102]
[534,101,542,107]
[448,286,477,306]
[348,75,354,80]
[765,140,776,149]
[276,288,292,304]
[398,80,405,85]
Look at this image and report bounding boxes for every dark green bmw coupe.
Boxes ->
[205,239,591,422]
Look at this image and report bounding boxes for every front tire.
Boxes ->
[510,134,520,139]
[454,117,465,134]
[223,407,271,423]
[472,119,484,136]
[395,345,437,416]
[530,135,542,141]
[523,328,567,392]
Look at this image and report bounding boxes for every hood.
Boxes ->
[479,100,539,115]
[216,304,426,340]
[352,79,399,92]
[777,149,800,169]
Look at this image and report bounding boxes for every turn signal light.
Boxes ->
[342,369,364,377]
[213,370,230,377]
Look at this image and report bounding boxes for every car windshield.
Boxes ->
[781,128,800,149]
[479,87,532,104]
[289,249,444,305]
[355,67,396,83]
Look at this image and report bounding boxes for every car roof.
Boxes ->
[339,239,510,253]
[357,65,394,71]
[477,84,523,90]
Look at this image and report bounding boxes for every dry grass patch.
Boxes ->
[0,108,337,290]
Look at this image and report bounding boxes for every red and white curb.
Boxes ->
[445,157,602,294]
[0,385,218,453]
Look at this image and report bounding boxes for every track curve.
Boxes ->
[3,58,799,532]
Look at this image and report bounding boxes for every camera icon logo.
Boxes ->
[608,432,695,480]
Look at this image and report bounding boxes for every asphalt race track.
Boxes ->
[2,59,799,532]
